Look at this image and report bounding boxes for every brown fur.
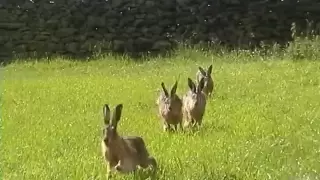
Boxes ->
[101,104,157,177]
[157,81,183,132]
[196,65,214,98]
[182,77,207,128]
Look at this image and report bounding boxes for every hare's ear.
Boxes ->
[207,65,213,75]
[198,77,205,92]
[161,82,169,97]
[111,104,123,128]
[170,81,178,96]
[103,104,111,125]
[187,78,196,92]
[198,66,206,76]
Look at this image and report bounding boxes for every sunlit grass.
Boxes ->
[1,48,320,180]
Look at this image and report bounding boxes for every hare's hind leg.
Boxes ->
[197,113,205,126]
[148,156,157,170]
[140,156,157,171]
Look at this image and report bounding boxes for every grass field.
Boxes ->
[1,49,320,180]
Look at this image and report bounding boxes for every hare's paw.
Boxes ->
[115,164,123,172]
[163,124,169,132]
[148,157,157,169]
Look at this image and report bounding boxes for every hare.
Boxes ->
[196,64,214,98]
[101,104,157,177]
[182,77,207,128]
[156,81,183,132]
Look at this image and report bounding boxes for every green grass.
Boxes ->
[1,49,320,180]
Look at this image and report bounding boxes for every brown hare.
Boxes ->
[182,77,207,128]
[196,64,214,98]
[156,81,183,132]
[101,104,157,177]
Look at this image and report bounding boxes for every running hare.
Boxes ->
[196,65,214,97]
[182,77,207,128]
[156,81,183,132]
[101,104,157,177]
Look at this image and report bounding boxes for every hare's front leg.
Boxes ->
[115,160,129,172]
[183,120,192,128]
[139,156,157,171]
[167,124,176,132]
[173,122,182,131]
[182,112,189,128]
[197,112,205,126]
[162,122,170,132]
[107,161,118,179]
[115,163,122,172]
[179,122,183,131]
[191,118,198,127]
[173,124,178,131]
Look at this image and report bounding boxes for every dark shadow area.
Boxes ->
[0,0,320,66]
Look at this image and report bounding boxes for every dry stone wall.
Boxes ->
[0,0,320,61]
